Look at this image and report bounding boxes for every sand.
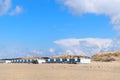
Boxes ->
[0,62,120,80]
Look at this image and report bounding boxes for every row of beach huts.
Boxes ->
[0,55,91,64]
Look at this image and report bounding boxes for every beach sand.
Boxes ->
[0,62,120,80]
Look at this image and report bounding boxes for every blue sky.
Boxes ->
[0,0,119,58]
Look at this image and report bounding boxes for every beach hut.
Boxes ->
[18,60,20,63]
[64,58,71,63]
[37,59,46,64]
[26,59,29,63]
[13,60,16,63]
[23,59,26,63]
[74,58,78,62]
[53,58,57,63]
[46,59,51,63]
[16,59,19,63]
[30,59,33,63]
[12,59,16,63]
[11,60,14,63]
[70,58,75,64]
[72,58,80,63]
[80,58,91,64]
[64,58,75,64]
[5,60,12,64]
[19,59,22,63]
[58,58,63,63]
[27,59,30,63]
[0,59,5,63]
[60,58,63,63]
[32,60,38,64]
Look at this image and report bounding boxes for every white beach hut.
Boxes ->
[5,60,12,64]
[37,59,46,64]
[80,58,91,64]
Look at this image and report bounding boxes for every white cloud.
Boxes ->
[0,45,45,58]
[57,0,120,55]
[58,0,120,30]
[10,6,23,15]
[54,38,112,56]
[30,49,43,55]
[54,38,112,49]
[49,48,55,53]
[66,50,73,54]
[54,38,80,47]
[0,0,22,16]
[0,0,11,15]
[107,36,120,51]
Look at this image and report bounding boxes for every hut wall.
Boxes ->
[5,60,12,64]
[80,58,91,64]
[37,59,46,64]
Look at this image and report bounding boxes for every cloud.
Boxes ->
[49,48,55,53]
[0,45,59,58]
[29,49,43,55]
[0,0,11,15]
[54,39,80,47]
[54,38,112,56]
[107,36,120,51]
[54,38,112,49]
[9,6,23,15]
[0,45,45,58]
[0,0,23,16]
[58,0,120,30]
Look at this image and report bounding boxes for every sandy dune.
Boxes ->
[0,62,120,80]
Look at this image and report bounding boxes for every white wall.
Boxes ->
[37,59,46,64]
[80,58,91,64]
[5,60,12,64]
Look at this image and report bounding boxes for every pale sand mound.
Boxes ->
[0,62,120,80]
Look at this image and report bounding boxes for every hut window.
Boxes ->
[60,59,62,61]
[48,59,50,62]
[67,59,70,61]
[54,59,56,61]
[75,58,78,61]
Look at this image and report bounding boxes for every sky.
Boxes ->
[0,0,120,58]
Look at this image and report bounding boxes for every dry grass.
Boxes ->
[0,62,120,80]
[92,51,120,62]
